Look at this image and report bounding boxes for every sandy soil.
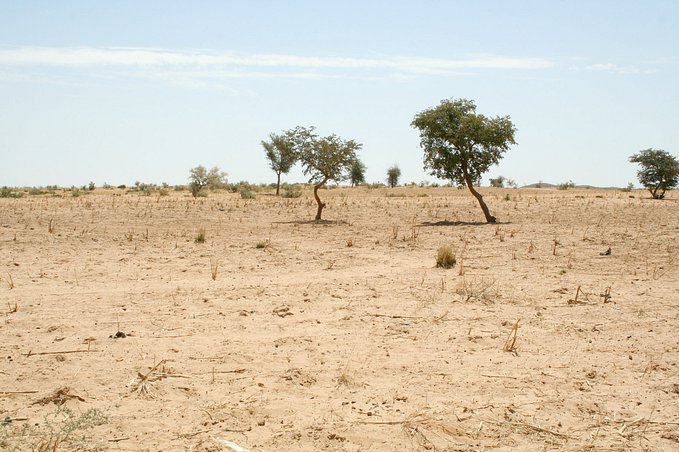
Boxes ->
[1,186,677,451]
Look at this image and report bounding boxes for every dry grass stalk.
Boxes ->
[7,272,14,289]
[503,319,520,353]
[210,259,219,281]
[132,359,169,398]
[48,218,55,234]
[8,301,17,313]
[391,225,399,240]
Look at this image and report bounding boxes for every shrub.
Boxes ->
[282,184,303,198]
[194,228,206,243]
[557,180,575,190]
[435,245,457,269]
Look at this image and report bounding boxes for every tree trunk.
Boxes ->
[462,167,496,223]
[276,173,281,196]
[314,181,327,221]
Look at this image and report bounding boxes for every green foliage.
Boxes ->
[557,180,576,190]
[620,182,634,192]
[287,127,361,186]
[189,165,228,197]
[239,186,256,199]
[88,181,96,191]
[411,98,516,184]
[411,98,516,223]
[489,176,506,188]
[350,159,367,186]
[262,132,297,195]
[629,149,678,199]
[0,187,23,198]
[282,184,303,198]
[284,126,361,220]
[386,165,401,188]
[0,407,107,450]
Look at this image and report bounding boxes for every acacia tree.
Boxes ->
[629,149,678,199]
[386,165,401,188]
[286,126,361,220]
[350,159,367,187]
[411,98,516,223]
[262,133,297,195]
[189,165,228,197]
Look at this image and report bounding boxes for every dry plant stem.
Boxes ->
[503,319,520,352]
[7,272,14,289]
[24,349,98,357]
[210,259,219,281]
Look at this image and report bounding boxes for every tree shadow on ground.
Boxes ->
[419,220,511,227]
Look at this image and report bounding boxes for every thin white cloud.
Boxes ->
[586,62,657,75]
[0,46,554,73]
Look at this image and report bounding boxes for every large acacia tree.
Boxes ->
[262,132,297,195]
[411,98,516,223]
[286,126,361,220]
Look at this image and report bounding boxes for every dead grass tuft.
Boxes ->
[435,245,456,269]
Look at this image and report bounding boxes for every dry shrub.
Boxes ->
[435,245,456,269]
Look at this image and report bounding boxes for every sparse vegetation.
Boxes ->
[435,245,456,268]
[350,159,367,187]
[188,165,228,197]
[557,180,576,190]
[285,126,361,221]
[195,228,206,243]
[262,132,297,195]
[386,165,401,188]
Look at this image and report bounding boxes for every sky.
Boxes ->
[1,0,678,188]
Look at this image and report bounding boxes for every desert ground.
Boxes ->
[1,186,677,451]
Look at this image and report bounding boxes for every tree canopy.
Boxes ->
[629,149,679,199]
[411,98,516,223]
[261,132,297,195]
[387,165,401,188]
[350,160,367,187]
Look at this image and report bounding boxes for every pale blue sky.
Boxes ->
[1,1,677,187]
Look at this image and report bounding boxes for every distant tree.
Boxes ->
[629,149,679,199]
[411,98,516,223]
[386,165,401,188]
[286,126,361,220]
[189,165,228,197]
[261,133,297,195]
[350,160,367,187]
[557,180,576,190]
[489,176,506,188]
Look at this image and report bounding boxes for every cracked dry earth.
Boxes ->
[1,186,677,451]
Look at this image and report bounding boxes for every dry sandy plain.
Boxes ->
[1,186,677,451]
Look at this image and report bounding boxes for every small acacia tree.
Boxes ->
[629,149,678,199]
[286,126,361,220]
[350,159,367,187]
[411,98,516,223]
[387,165,401,188]
[189,165,228,197]
[262,132,297,195]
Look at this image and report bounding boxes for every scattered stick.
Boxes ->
[24,349,99,357]
[1,390,39,396]
[366,314,424,320]
[107,437,130,443]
